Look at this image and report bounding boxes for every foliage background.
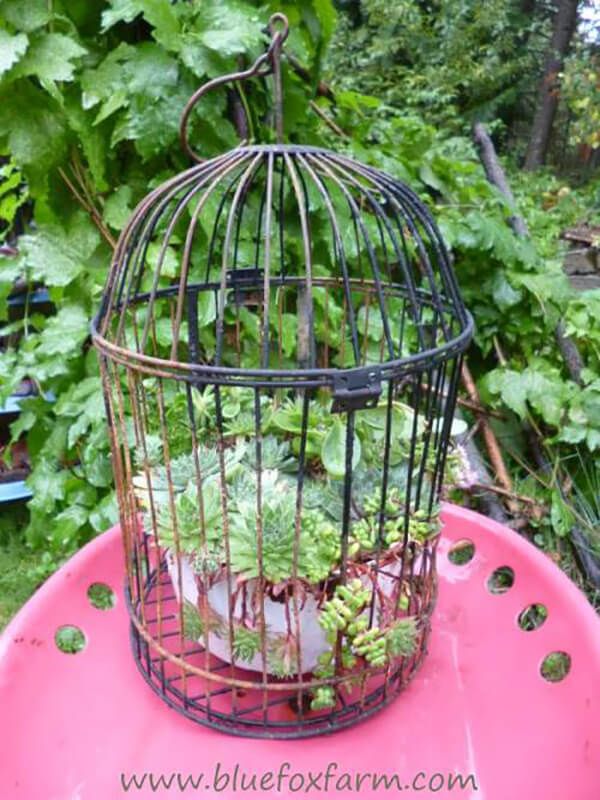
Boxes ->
[0,0,599,607]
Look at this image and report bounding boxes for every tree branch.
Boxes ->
[472,121,584,385]
[461,361,520,514]
[58,167,116,250]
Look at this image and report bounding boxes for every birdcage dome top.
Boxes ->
[93,141,473,390]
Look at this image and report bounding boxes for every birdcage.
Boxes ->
[92,14,473,738]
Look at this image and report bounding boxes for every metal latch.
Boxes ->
[331,368,382,413]
[227,267,264,306]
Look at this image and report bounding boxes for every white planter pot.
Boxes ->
[167,551,419,674]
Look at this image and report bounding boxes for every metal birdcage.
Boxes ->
[93,14,473,738]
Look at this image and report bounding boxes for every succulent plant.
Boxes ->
[228,472,340,584]
[135,391,445,690]
[232,625,262,662]
[317,578,418,674]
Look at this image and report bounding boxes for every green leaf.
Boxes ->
[27,461,68,514]
[582,388,600,427]
[9,408,37,442]
[486,369,527,418]
[12,32,86,84]
[586,429,600,451]
[101,0,180,50]
[178,34,227,78]
[551,491,574,538]
[419,162,446,193]
[0,0,50,32]
[146,242,179,278]
[486,365,571,428]
[559,425,586,444]
[449,417,468,437]
[238,306,261,343]
[197,292,217,328]
[126,42,178,95]
[64,95,109,191]
[0,30,28,78]
[52,504,90,541]
[37,306,90,358]
[100,0,142,28]
[199,4,263,56]
[89,492,119,532]
[0,81,66,193]
[321,417,361,478]
[357,305,384,342]
[491,273,522,311]
[80,43,135,110]
[311,0,337,47]
[103,186,133,230]
[16,222,99,288]
[154,317,188,348]
[278,313,298,358]
[111,85,195,159]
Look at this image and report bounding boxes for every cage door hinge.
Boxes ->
[331,369,382,413]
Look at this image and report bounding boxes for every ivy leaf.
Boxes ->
[9,408,38,442]
[517,270,571,307]
[80,43,135,111]
[238,306,261,343]
[89,491,119,532]
[311,0,337,47]
[147,242,179,278]
[486,367,569,427]
[12,33,86,84]
[357,305,384,342]
[27,460,68,515]
[586,429,600,451]
[0,81,66,193]
[199,3,263,55]
[278,313,298,358]
[551,491,574,538]
[559,425,586,444]
[178,34,228,78]
[491,273,522,311]
[197,292,217,328]
[36,306,90,358]
[0,0,50,32]
[486,369,527,418]
[16,222,99,288]
[101,0,181,50]
[64,95,109,191]
[126,42,179,95]
[525,372,566,427]
[104,185,133,230]
[321,417,361,478]
[154,317,188,349]
[419,162,446,194]
[100,0,143,28]
[52,504,91,542]
[0,30,28,78]
[111,86,195,159]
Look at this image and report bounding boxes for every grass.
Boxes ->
[0,506,43,631]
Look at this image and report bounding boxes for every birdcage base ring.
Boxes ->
[126,555,436,738]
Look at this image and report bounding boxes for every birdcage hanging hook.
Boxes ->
[180,12,289,162]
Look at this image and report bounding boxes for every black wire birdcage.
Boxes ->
[93,14,473,738]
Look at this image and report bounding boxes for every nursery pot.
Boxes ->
[166,549,420,674]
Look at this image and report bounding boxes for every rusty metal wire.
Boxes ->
[93,14,473,738]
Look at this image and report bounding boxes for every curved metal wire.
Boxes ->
[179,14,289,162]
[94,144,473,383]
